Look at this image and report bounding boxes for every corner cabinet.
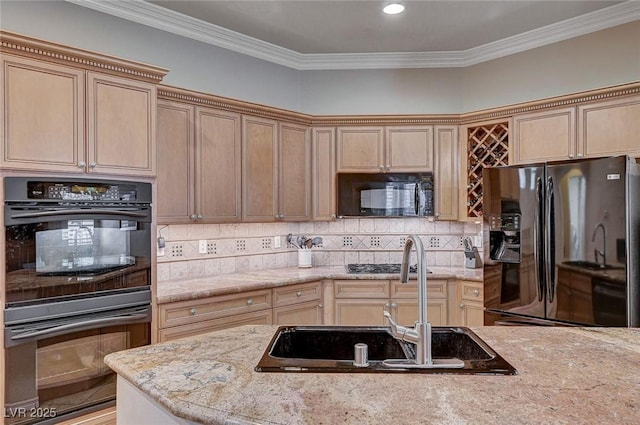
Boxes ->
[1,52,164,176]
[242,116,311,222]
[156,98,242,224]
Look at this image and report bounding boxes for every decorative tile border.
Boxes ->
[157,219,483,281]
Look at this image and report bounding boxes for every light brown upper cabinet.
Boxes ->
[434,126,459,220]
[1,54,157,176]
[311,127,336,221]
[156,100,242,224]
[577,95,640,158]
[336,126,434,172]
[512,95,640,164]
[242,116,311,222]
[511,107,577,164]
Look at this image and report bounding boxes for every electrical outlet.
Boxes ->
[199,240,207,254]
[157,247,165,257]
[274,236,281,248]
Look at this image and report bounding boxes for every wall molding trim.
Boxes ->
[0,30,169,83]
[159,81,640,126]
[65,0,640,71]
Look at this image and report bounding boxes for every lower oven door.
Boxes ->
[4,305,150,425]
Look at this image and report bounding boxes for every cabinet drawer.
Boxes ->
[273,281,322,307]
[460,281,483,302]
[334,280,389,299]
[158,310,272,342]
[158,289,272,328]
[389,279,447,299]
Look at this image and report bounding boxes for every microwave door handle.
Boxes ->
[11,209,148,219]
[9,311,149,343]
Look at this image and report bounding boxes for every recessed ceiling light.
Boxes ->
[383,3,405,15]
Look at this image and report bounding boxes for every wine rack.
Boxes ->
[466,122,509,217]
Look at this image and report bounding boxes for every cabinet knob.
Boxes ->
[318,304,324,308]
[391,302,397,308]
[246,299,253,306]
[386,165,391,171]
[568,154,574,158]
[577,153,584,158]
[89,161,97,168]
[197,214,203,219]
[190,214,197,220]
[459,303,465,309]
[379,165,384,171]
[78,161,86,168]
[296,291,302,297]
[473,289,480,296]
[189,308,197,316]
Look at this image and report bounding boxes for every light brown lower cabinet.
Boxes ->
[157,282,323,342]
[456,280,484,326]
[333,279,449,326]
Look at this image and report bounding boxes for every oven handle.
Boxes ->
[8,309,150,343]
[10,208,149,219]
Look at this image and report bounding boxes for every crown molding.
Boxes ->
[66,0,640,70]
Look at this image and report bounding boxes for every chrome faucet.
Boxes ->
[591,223,606,267]
[383,235,463,369]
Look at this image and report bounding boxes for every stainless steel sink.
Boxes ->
[562,260,623,271]
[255,326,517,375]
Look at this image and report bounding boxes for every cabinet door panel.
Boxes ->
[198,108,242,222]
[273,302,323,325]
[157,100,194,224]
[312,127,336,221]
[512,108,576,163]
[434,126,458,220]
[279,122,311,220]
[1,55,85,172]
[336,127,383,171]
[578,95,640,158]
[242,116,278,221]
[334,299,387,325]
[385,126,434,171]
[87,72,156,176]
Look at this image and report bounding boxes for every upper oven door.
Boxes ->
[5,205,151,308]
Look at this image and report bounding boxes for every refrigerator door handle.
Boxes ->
[546,176,556,303]
[535,177,545,302]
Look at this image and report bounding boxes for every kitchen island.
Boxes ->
[105,325,640,425]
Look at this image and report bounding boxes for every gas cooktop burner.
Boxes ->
[346,263,426,274]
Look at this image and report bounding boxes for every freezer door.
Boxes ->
[483,165,546,321]
[546,156,628,325]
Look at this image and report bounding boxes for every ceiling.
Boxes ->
[68,0,639,69]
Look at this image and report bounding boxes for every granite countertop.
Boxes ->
[105,325,640,425]
[157,266,483,304]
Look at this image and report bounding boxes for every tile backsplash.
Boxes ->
[156,218,483,282]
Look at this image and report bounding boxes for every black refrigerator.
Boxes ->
[483,155,640,326]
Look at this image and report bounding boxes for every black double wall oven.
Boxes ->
[3,177,152,424]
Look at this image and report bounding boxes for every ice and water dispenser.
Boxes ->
[489,213,522,263]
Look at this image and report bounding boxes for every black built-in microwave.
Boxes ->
[337,173,434,217]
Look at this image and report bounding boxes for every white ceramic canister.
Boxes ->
[297,249,312,268]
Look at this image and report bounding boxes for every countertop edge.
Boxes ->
[156,266,483,304]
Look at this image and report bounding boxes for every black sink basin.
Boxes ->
[255,326,517,375]
[562,260,622,271]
